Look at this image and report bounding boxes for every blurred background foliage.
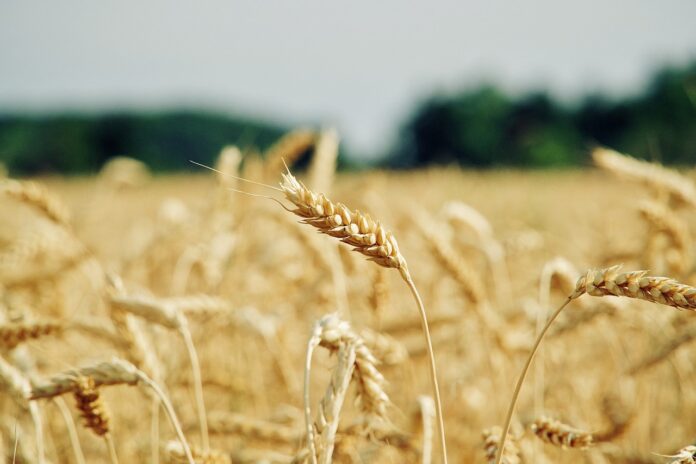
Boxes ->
[0,61,694,175]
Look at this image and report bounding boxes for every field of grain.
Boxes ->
[1,137,696,464]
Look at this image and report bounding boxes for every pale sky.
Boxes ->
[1,1,695,158]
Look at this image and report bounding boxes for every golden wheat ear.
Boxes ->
[279,169,448,463]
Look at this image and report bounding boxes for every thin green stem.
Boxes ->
[494,297,572,464]
[403,272,448,464]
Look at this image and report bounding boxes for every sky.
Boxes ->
[1,0,695,158]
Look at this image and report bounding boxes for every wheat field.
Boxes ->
[1,135,696,464]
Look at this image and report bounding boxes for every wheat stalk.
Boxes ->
[109,292,209,450]
[0,354,45,463]
[52,396,87,464]
[530,416,593,449]
[30,358,195,464]
[280,170,447,462]
[418,395,435,464]
[495,265,696,464]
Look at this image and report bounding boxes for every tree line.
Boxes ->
[0,62,694,174]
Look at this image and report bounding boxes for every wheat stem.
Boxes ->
[138,373,195,464]
[151,396,160,464]
[52,397,86,464]
[404,272,447,464]
[104,434,119,464]
[494,297,571,464]
[179,324,209,451]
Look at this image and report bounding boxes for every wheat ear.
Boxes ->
[30,358,195,464]
[1,179,71,225]
[0,354,45,463]
[304,314,389,463]
[73,376,119,464]
[495,265,696,464]
[530,416,593,449]
[593,147,696,208]
[280,170,447,463]
[315,343,356,464]
[0,320,63,349]
[482,427,520,464]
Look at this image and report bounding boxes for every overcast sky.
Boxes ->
[1,1,695,157]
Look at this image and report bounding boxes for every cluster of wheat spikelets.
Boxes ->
[2,139,696,464]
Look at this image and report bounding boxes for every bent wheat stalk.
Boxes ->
[280,170,448,463]
[495,265,696,464]
[0,355,45,464]
[110,293,209,451]
[30,358,195,464]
